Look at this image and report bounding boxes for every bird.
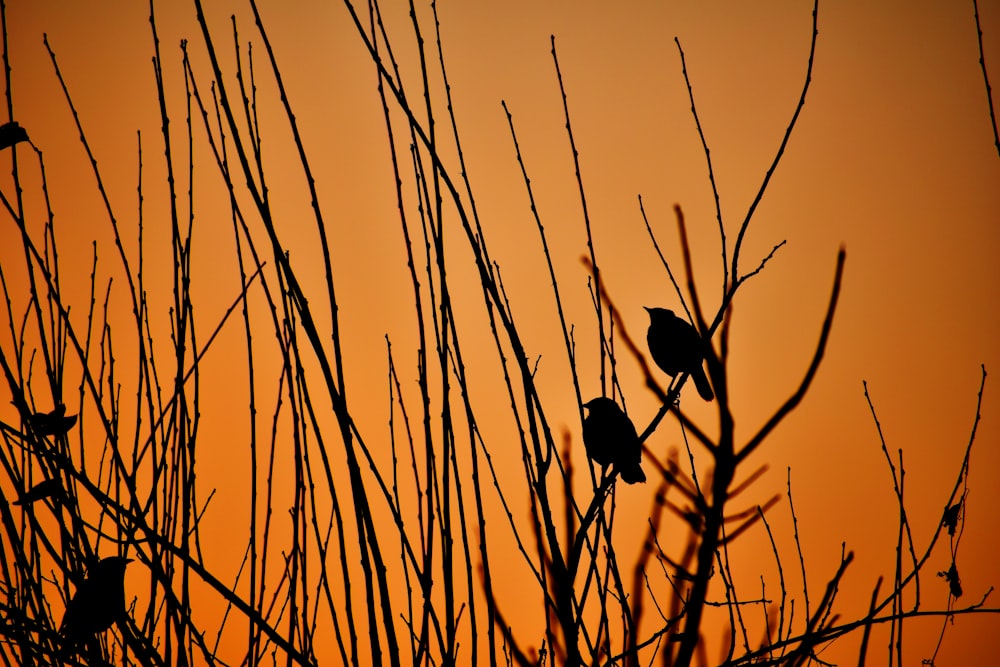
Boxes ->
[582,397,645,484]
[0,121,28,151]
[12,478,63,506]
[60,556,133,648]
[29,404,77,437]
[644,307,714,401]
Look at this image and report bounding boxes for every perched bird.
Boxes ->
[644,307,714,402]
[0,121,28,151]
[582,397,646,484]
[12,478,63,506]
[60,556,132,647]
[29,404,77,437]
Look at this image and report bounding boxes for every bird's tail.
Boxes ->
[619,464,646,484]
[693,367,714,402]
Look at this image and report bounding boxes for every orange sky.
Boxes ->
[1,1,997,665]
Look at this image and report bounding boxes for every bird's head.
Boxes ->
[94,556,133,577]
[583,397,618,415]
[644,306,675,323]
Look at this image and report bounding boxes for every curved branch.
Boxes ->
[737,248,844,463]
[731,0,820,281]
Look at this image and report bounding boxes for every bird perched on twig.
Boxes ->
[582,397,645,484]
[60,556,133,648]
[29,404,77,437]
[12,478,63,506]
[644,307,714,402]
[0,121,28,151]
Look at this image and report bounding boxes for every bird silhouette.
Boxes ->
[0,121,28,151]
[29,404,77,437]
[644,307,714,401]
[60,556,132,648]
[582,397,645,484]
[13,478,63,506]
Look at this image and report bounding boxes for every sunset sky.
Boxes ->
[1,1,997,665]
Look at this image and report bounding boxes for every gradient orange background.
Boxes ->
[1,1,997,664]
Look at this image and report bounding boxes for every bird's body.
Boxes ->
[582,397,646,484]
[60,556,132,646]
[29,404,77,437]
[13,478,62,506]
[0,121,28,151]
[644,307,714,401]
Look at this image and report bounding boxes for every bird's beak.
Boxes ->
[643,306,652,314]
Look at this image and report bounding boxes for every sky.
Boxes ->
[0,1,997,665]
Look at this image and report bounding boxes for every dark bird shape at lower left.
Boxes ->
[60,556,133,647]
[582,397,646,484]
[29,404,77,437]
[0,121,28,151]
[13,478,62,506]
